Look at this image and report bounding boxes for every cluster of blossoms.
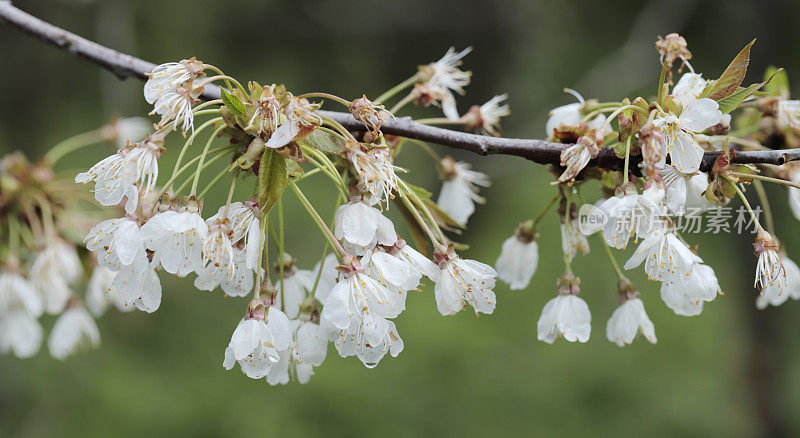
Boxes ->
[0,48,513,385]
[493,34,800,347]
[0,116,152,359]
[6,33,800,386]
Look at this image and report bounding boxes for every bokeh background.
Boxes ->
[2,0,800,436]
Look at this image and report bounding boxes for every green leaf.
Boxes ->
[702,39,755,101]
[403,182,433,200]
[220,88,247,118]
[299,129,347,154]
[763,66,789,97]
[286,159,304,178]
[258,149,288,214]
[717,69,782,114]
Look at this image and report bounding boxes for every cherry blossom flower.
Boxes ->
[110,251,162,313]
[223,305,292,379]
[624,226,701,282]
[144,59,206,134]
[272,253,317,319]
[103,117,151,148]
[264,97,320,149]
[496,229,538,290]
[321,262,406,330]
[195,249,254,298]
[0,311,43,358]
[420,47,472,120]
[436,157,490,226]
[556,129,604,184]
[142,209,209,277]
[432,247,497,316]
[85,265,116,317]
[753,230,786,292]
[144,59,205,104]
[537,284,591,343]
[362,247,420,294]
[30,239,82,314]
[84,217,144,271]
[670,72,708,108]
[660,263,720,316]
[606,293,657,346]
[334,201,397,255]
[545,90,609,138]
[462,94,510,136]
[777,99,800,131]
[661,164,712,215]
[345,142,400,204]
[757,253,800,309]
[561,216,590,262]
[267,319,328,385]
[653,98,723,173]
[48,304,100,360]
[588,182,665,249]
[75,135,164,214]
[330,311,404,368]
[0,269,42,318]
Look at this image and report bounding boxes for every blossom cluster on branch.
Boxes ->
[3,31,800,387]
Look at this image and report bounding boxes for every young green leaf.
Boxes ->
[221,88,247,118]
[258,149,288,214]
[763,65,789,97]
[299,129,347,154]
[702,39,756,101]
[716,69,782,114]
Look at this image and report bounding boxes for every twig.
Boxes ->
[2,1,800,172]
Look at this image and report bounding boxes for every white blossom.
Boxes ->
[660,263,720,316]
[670,72,708,108]
[30,240,82,315]
[496,233,538,290]
[321,268,406,331]
[264,97,319,149]
[331,311,404,368]
[624,227,701,281]
[466,94,510,136]
[223,307,292,379]
[142,210,208,277]
[753,230,786,292]
[756,254,800,309]
[0,270,43,317]
[561,217,590,262]
[423,47,472,120]
[86,265,116,317]
[436,158,490,226]
[109,251,162,313]
[0,311,43,358]
[545,90,609,137]
[345,146,400,204]
[84,217,144,271]
[334,201,397,255]
[653,98,723,173]
[267,319,328,385]
[661,165,712,215]
[144,60,204,104]
[104,117,151,148]
[432,250,497,316]
[75,137,162,214]
[273,255,317,319]
[606,296,657,346]
[537,293,591,344]
[194,249,254,297]
[48,306,100,360]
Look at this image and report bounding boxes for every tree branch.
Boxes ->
[2,1,799,172]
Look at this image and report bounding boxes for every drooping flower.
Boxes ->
[0,311,43,358]
[48,304,101,360]
[141,208,209,277]
[264,96,320,149]
[624,225,701,282]
[0,268,43,318]
[194,249,255,298]
[436,156,490,226]
[537,274,591,344]
[545,90,609,138]
[653,98,723,173]
[419,47,472,120]
[389,238,439,282]
[334,201,397,255]
[753,229,786,292]
[345,142,401,204]
[267,319,328,385]
[432,246,497,316]
[362,247,420,295]
[496,226,539,290]
[462,94,510,136]
[349,95,391,133]
[660,263,720,316]
[103,117,151,148]
[321,260,406,330]
[144,59,205,104]
[29,239,82,315]
[757,253,800,309]
[272,254,317,319]
[85,265,116,317]
[75,134,164,214]
[330,311,404,368]
[555,129,604,184]
[223,304,292,379]
[589,181,665,249]
[606,292,657,347]
[84,217,145,271]
[661,164,712,215]
[561,216,590,262]
[109,251,162,313]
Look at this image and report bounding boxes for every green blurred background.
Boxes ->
[2,0,800,436]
